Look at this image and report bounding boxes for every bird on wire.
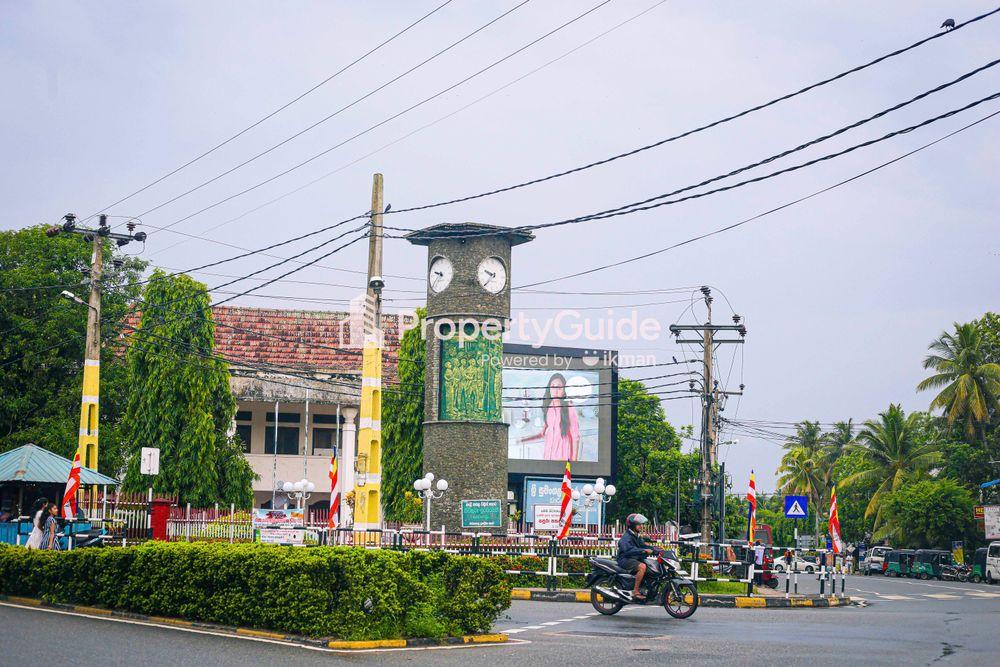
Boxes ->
[941,18,956,30]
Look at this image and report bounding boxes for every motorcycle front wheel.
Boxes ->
[591,578,624,615]
[664,583,699,619]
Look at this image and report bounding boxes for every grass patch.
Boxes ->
[696,580,750,594]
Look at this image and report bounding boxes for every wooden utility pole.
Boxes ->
[355,173,385,531]
[670,287,746,549]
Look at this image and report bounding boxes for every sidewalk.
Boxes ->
[511,588,852,608]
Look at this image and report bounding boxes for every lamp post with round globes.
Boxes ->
[280,478,316,511]
[571,478,617,534]
[412,472,449,538]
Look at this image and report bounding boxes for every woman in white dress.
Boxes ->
[24,497,48,549]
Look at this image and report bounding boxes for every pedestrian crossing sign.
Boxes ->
[784,495,808,519]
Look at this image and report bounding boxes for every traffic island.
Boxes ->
[0,594,510,650]
[511,588,852,608]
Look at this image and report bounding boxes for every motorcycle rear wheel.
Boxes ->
[591,579,624,615]
[664,583,699,619]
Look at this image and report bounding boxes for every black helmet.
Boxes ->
[626,513,648,531]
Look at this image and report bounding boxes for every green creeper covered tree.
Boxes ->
[382,309,425,523]
[606,379,694,525]
[121,270,254,506]
[880,478,975,549]
[0,225,145,473]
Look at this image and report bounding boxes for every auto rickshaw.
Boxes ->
[911,549,952,580]
[885,549,916,577]
[970,547,988,583]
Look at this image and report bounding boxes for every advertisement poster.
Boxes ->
[533,505,563,532]
[984,505,1000,540]
[259,528,305,545]
[504,368,600,462]
[252,508,305,528]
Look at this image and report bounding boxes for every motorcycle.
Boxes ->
[584,548,699,619]
[939,562,970,583]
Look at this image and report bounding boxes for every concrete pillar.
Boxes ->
[339,407,359,495]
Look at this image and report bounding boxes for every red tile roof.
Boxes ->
[125,306,414,377]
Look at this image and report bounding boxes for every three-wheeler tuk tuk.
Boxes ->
[911,549,952,580]
[970,547,988,583]
[885,549,916,577]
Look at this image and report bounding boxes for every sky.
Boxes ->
[3,1,998,492]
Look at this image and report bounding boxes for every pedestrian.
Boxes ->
[24,497,48,549]
[40,502,62,551]
[753,540,765,584]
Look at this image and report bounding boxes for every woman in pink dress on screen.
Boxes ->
[520,373,581,461]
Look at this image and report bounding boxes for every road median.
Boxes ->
[511,588,851,608]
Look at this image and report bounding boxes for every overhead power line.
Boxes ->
[517,106,1000,287]
[91,0,457,218]
[143,0,612,235]
[137,0,532,223]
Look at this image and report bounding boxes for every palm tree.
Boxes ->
[840,404,942,535]
[917,322,1000,441]
[819,419,854,492]
[777,445,823,541]
[783,421,825,456]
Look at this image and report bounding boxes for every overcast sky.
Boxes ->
[3,1,998,492]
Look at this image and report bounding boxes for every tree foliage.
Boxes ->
[121,271,254,506]
[382,309,425,523]
[606,379,692,524]
[881,479,975,549]
[0,225,145,473]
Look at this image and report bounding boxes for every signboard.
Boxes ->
[984,505,1000,540]
[533,504,563,531]
[252,508,305,528]
[974,505,985,520]
[140,447,160,475]
[461,499,503,529]
[784,495,808,519]
[523,476,602,526]
[259,528,305,545]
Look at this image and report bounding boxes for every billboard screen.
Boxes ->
[504,368,600,462]
[502,345,616,479]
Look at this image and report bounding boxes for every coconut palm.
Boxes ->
[783,421,825,456]
[840,404,942,534]
[777,445,824,540]
[917,322,1000,441]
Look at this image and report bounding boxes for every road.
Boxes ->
[2,575,997,665]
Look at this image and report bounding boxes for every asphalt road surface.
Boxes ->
[2,575,997,666]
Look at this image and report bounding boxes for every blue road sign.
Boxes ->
[784,495,808,519]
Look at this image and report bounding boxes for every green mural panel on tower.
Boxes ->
[439,336,502,421]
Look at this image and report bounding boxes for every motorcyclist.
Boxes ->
[618,513,654,600]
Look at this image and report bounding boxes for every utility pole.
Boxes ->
[46,214,145,477]
[670,287,746,549]
[355,174,385,531]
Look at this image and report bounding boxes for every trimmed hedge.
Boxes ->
[0,543,510,640]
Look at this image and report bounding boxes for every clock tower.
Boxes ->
[406,223,533,529]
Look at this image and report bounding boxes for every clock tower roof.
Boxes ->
[404,222,534,247]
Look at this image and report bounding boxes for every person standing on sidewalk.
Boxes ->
[753,540,765,585]
[40,502,61,551]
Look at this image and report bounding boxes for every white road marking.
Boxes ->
[965,592,1000,598]
[521,625,544,630]
[0,601,516,654]
[540,622,561,626]
[573,615,591,620]
[556,618,576,622]
[878,595,914,601]
[922,593,961,599]
[504,629,525,634]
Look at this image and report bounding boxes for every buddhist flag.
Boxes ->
[746,470,757,542]
[328,455,340,530]
[829,485,844,554]
[62,452,81,519]
[556,461,573,540]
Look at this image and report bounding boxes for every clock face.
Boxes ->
[428,256,453,293]
[477,256,507,294]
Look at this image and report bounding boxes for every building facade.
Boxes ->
[208,306,414,510]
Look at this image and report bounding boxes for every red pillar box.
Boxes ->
[150,499,173,541]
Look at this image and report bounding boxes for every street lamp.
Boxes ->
[413,472,449,536]
[572,478,616,534]
[280,478,316,510]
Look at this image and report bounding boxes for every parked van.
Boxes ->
[987,541,1000,584]
[863,545,892,575]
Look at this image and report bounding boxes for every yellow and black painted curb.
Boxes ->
[0,594,508,650]
[511,588,851,608]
